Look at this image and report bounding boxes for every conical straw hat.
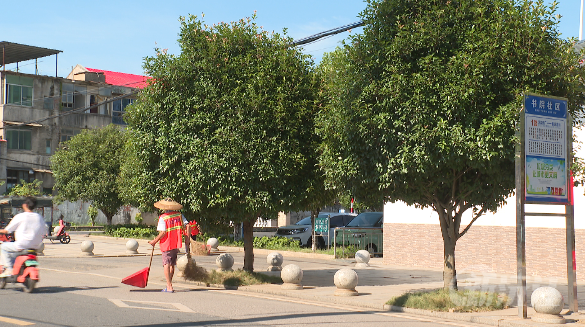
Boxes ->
[154,198,183,210]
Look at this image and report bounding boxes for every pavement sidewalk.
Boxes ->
[36,233,585,326]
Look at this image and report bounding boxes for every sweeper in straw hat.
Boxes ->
[148,198,190,293]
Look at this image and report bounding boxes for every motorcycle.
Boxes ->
[45,218,71,244]
[0,221,13,242]
[0,248,39,292]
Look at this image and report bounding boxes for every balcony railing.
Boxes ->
[333,227,383,258]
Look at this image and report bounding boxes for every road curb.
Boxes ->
[219,246,335,261]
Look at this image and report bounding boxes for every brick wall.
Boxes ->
[384,223,583,279]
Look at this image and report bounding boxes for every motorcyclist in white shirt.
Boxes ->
[0,196,47,277]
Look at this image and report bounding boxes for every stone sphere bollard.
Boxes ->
[334,268,359,296]
[216,253,234,272]
[266,252,283,271]
[81,240,94,256]
[126,239,139,254]
[207,238,220,253]
[355,250,371,268]
[531,287,565,324]
[281,264,303,290]
[176,254,195,277]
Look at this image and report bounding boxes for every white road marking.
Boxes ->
[45,268,482,326]
[214,289,483,327]
[42,268,120,280]
[109,299,194,313]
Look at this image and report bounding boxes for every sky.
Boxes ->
[1,0,583,78]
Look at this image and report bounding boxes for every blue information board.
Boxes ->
[523,94,569,203]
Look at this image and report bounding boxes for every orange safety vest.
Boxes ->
[159,211,184,252]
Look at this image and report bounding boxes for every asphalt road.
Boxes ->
[0,256,490,327]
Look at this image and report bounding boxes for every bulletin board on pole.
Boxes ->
[516,93,576,318]
[523,94,570,204]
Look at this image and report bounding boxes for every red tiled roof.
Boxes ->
[85,67,150,89]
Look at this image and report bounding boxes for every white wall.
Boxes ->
[384,127,585,229]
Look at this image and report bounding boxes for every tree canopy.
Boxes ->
[122,13,322,270]
[51,124,127,225]
[318,0,585,289]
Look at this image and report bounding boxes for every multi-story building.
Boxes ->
[0,41,148,195]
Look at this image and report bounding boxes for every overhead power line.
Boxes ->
[6,21,364,133]
[292,21,365,46]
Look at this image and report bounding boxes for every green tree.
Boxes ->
[87,205,98,226]
[51,124,127,225]
[318,0,585,290]
[7,179,40,196]
[122,13,321,271]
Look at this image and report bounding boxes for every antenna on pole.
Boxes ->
[579,0,583,41]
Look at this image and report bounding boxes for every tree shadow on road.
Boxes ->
[18,286,117,294]
[129,311,381,327]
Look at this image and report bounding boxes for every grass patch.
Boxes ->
[207,270,282,287]
[386,289,509,312]
[183,266,282,287]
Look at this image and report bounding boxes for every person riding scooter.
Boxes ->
[0,197,47,277]
[45,215,71,244]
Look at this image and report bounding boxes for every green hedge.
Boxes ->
[103,224,158,239]
[103,226,300,251]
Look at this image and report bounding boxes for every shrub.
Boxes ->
[386,289,509,312]
[135,212,143,224]
[253,236,301,249]
[103,224,158,239]
[87,205,98,227]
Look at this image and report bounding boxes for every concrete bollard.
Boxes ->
[531,287,565,324]
[80,240,94,256]
[355,250,370,268]
[207,238,219,253]
[334,268,359,296]
[281,264,303,290]
[216,253,234,272]
[126,239,139,254]
[266,252,283,271]
[176,254,195,277]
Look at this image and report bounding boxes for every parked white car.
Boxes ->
[275,213,356,248]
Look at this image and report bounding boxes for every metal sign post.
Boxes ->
[516,94,575,318]
[314,214,330,249]
[515,109,527,318]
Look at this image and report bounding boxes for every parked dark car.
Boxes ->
[275,213,355,248]
[336,212,383,256]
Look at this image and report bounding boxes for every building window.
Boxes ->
[60,129,80,143]
[61,83,86,110]
[43,188,52,195]
[61,83,74,109]
[6,169,32,191]
[6,75,33,107]
[46,139,51,154]
[112,98,134,125]
[6,129,32,150]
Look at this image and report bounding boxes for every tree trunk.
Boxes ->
[106,214,113,225]
[242,220,254,272]
[443,236,457,290]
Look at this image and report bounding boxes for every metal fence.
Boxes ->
[333,227,383,258]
